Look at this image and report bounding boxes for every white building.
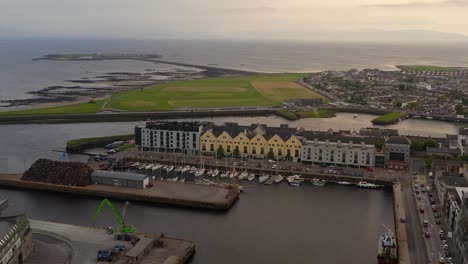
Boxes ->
[135,121,207,154]
[300,132,376,167]
[458,127,468,155]
[446,187,468,264]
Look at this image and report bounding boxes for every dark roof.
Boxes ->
[299,130,376,145]
[446,134,458,141]
[359,127,399,137]
[386,136,411,145]
[459,127,468,135]
[143,121,210,132]
[440,176,468,187]
[426,147,459,154]
[91,171,148,181]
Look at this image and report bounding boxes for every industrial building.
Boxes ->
[91,171,149,189]
[0,200,33,264]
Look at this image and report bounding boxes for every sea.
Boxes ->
[1,38,468,101]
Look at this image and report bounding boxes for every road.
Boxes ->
[403,187,428,264]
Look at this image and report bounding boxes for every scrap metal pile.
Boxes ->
[22,159,93,186]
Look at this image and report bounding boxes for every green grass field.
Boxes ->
[108,74,328,111]
[0,100,106,116]
[372,112,406,124]
[403,65,466,71]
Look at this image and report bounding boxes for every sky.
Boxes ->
[1,0,467,40]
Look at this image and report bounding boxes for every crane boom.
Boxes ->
[92,199,136,233]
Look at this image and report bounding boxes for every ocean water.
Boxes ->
[0,38,468,102]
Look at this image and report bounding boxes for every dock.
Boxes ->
[0,174,239,210]
[30,219,195,264]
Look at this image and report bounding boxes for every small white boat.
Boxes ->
[212,169,220,177]
[152,164,163,171]
[353,114,358,118]
[181,166,191,173]
[166,166,175,173]
[206,170,213,177]
[274,175,284,184]
[195,168,205,177]
[337,181,352,185]
[357,181,383,189]
[138,164,147,170]
[162,165,168,171]
[259,174,270,184]
[174,166,182,173]
[238,172,249,180]
[130,162,140,168]
[286,175,301,183]
[221,171,229,178]
[289,180,302,187]
[145,164,154,170]
[311,178,327,186]
[179,178,185,183]
[230,171,239,179]
[248,173,256,181]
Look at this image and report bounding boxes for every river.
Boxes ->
[1,114,458,263]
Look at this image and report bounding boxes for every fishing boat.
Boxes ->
[377,232,397,264]
[311,178,327,186]
[212,169,220,177]
[238,172,249,180]
[145,164,154,170]
[195,168,205,177]
[248,173,256,181]
[337,181,352,185]
[259,174,270,184]
[357,180,383,189]
[274,175,284,184]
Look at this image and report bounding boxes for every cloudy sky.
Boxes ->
[1,0,467,39]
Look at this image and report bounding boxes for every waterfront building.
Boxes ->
[300,130,376,167]
[200,123,301,161]
[135,121,209,154]
[0,202,33,264]
[384,136,411,170]
[458,127,468,155]
[445,187,468,264]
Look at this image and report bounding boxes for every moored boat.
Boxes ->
[289,180,302,187]
[248,173,256,181]
[230,171,239,179]
[274,175,284,184]
[195,168,205,177]
[311,178,327,186]
[212,169,220,177]
[337,181,352,185]
[357,180,383,189]
[152,164,163,171]
[377,232,397,264]
[238,172,249,180]
[259,174,270,184]
[220,171,230,178]
[145,164,154,170]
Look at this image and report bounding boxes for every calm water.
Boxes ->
[1,177,394,264]
[1,38,468,101]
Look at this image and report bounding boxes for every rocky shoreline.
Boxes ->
[2,53,256,108]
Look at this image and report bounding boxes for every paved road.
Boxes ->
[403,187,428,264]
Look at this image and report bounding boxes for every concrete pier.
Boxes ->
[393,182,410,264]
[30,219,195,264]
[0,174,239,210]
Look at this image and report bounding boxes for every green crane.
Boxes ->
[92,198,136,233]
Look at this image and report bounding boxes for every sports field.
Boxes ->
[108,74,328,111]
[0,100,106,116]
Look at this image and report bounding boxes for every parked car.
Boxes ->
[423,220,429,227]
[420,208,425,213]
[425,231,431,238]
[436,219,442,225]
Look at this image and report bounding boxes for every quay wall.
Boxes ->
[0,174,238,210]
[393,182,410,264]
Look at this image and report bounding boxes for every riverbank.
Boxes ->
[0,174,239,210]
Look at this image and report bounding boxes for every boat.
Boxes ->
[357,180,383,189]
[162,165,168,171]
[377,232,398,264]
[286,175,302,183]
[152,164,163,171]
[274,175,284,184]
[179,178,185,183]
[145,164,154,170]
[259,174,270,184]
[138,164,147,170]
[212,169,219,177]
[311,178,327,186]
[181,166,191,173]
[221,171,230,178]
[248,173,256,181]
[230,171,239,179]
[166,166,175,173]
[195,168,205,177]
[174,166,182,173]
[206,170,213,177]
[289,180,302,187]
[337,181,352,185]
[130,162,140,168]
[353,114,358,118]
[238,172,249,180]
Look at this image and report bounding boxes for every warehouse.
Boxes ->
[91,171,149,189]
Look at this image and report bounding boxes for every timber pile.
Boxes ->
[22,159,93,186]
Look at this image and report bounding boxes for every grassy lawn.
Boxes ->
[403,65,466,71]
[67,134,133,147]
[116,144,136,151]
[109,74,329,111]
[372,112,406,125]
[0,100,106,116]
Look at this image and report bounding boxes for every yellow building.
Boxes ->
[200,123,302,162]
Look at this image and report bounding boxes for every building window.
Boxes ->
[244,146,248,154]
[261,147,265,155]
[202,144,206,151]
[210,144,214,151]
[227,145,231,152]
[278,149,282,156]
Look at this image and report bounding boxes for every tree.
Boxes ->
[375,140,384,152]
[216,145,224,158]
[438,96,448,103]
[398,83,405,90]
[461,154,468,161]
[267,149,275,160]
[233,147,240,158]
[394,101,402,108]
[455,104,465,115]
[425,158,432,171]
